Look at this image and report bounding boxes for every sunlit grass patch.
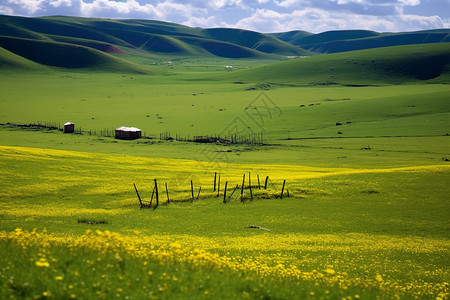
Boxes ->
[0,145,448,299]
[0,229,448,299]
[0,205,125,217]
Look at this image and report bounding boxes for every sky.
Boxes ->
[0,0,449,33]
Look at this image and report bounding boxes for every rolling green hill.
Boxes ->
[0,35,151,73]
[272,29,450,54]
[304,31,450,54]
[269,30,314,44]
[0,14,310,71]
[223,43,450,85]
[282,30,379,46]
[0,46,46,70]
[1,14,448,73]
[202,28,312,56]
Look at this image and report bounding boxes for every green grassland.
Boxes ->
[0,25,449,299]
[271,29,450,54]
[225,43,450,85]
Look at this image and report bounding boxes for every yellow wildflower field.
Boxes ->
[0,145,449,299]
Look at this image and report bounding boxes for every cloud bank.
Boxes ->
[0,0,448,32]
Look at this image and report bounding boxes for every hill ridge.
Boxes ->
[222,43,450,85]
[0,14,449,74]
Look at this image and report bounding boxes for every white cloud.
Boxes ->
[49,0,72,8]
[395,14,448,30]
[78,0,159,17]
[335,0,364,4]
[6,0,47,14]
[228,7,447,33]
[276,0,303,8]
[276,0,425,16]
[156,2,207,19]
[398,0,421,5]
[183,15,219,28]
[206,0,273,10]
[0,5,14,15]
[209,0,260,10]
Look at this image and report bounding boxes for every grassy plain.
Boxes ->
[0,51,449,299]
[0,145,449,299]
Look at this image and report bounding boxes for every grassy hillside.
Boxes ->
[1,15,448,72]
[0,15,127,46]
[269,30,313,44]
[0,14,310,70]
[0,46,46,70]
[305,31,450,54]
[289,30,380,46]
[48,35,127,54]
[276,29,450,54]
[0,35,151,73]
[202,28,312,56]
[223,43,450,85]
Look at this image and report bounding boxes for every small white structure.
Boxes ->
[64,122,75,133]
[115,126,142,140]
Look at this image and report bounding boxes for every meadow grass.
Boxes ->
[0,145,448,299]
[0,71,448,140]
[0,57,449,299]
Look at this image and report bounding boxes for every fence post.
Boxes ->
[133,183,143,208]
[281,180,286,199]
[217,175,221,197]
[228,184,239,200]
[154,179,159,208]
[150,186,155,207]
[223,181,228,204]
[264,176,269,189]
[191,180,194,202]
[241,174,245,203]
[197,187,202,200]
[257,174,261,190]
[249,172,253,200]
[214,172,217,191]
[165,183,170,203]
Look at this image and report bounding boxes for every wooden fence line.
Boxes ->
[133,173,289,209]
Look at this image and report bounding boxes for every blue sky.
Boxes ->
[0,0,448,33]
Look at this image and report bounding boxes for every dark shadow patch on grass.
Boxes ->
[77,219,108,225]
[361,190,380,194]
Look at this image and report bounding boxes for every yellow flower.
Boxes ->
[35,258,50,268]
[375,274,383,282]
[325,268,336,275]
[55,276,63,281]
[170,242,181,249]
